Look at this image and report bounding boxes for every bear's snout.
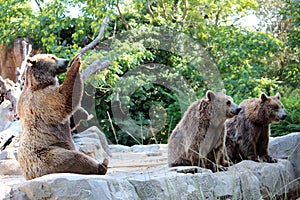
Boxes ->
[280,113,287,120]
[278,110,287,120]
[57,58,69,67]
[56,59,69,74]
[231,106,242,115]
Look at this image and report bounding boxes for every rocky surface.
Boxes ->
[269,132,300,177]
[0,133,299,200]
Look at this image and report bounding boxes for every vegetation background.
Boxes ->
[1,0,299,145]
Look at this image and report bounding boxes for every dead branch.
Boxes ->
[181,0,188,22]
[0,76,18,119]
[81,60,111,81]
[161,0,167,20]
[116,3,129,30]
[78,16,110,56]
[0,76,7,99]
[147,0,155,19]
[17,40,32,84]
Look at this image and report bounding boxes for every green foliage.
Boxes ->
[271,89,300,136]
[210,26,283,99]
[83,38,202,145]
[0,0,299,145]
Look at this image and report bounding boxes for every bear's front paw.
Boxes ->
[98,158,108,175]
[261,155,278,163]
[70,55,81,68]
[248,156,260,162]
[217,165,228,172]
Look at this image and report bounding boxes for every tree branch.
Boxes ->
[215,6,222,26]
[148,0,155,19]
[0,76,18,119]
[116,3,129,30]
[78,16,110,56]
[34,0,43,12]
[81,60,111,81]
[181,0,188,22]
[17,40,32,84]
[161,0,167,20]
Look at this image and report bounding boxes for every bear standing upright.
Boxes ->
[17,54,108,180]
[225,93,287,163]
[168,90,241,171]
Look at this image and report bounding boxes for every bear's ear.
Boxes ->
[260,93,268,102]
[221,89,226,94]
[27,57,37,65]
[206,90,215,101]
[274,92,281,100]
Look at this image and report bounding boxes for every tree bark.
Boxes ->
[0,38,33,82]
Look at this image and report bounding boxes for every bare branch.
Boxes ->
[116,3,129,30]
[78,16,110,56]
[161,0,167,20]
[0,76,18,119]
[0,76,7,96]
[34,0,43,12]
[17,40,32,84]
[181,0,188,22]
[215,6,222,26]
[81,60,111,81]
[148,0,155,19]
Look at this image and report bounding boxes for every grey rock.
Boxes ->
[0,100,13,132]
[11,174,112,200]
[73,126,111,162]
[0,120,21,149]
[131,144,160,153]
[109,145,131,153]
[269,132,300,177]
[0,148,18,160]
[2,133,300,200]
[229,159,297,198]
[0,159,22,176]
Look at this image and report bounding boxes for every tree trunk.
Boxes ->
[0,38,35,82]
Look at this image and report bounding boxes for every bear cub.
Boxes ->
[225,93,287,163]
[168,90,241,172]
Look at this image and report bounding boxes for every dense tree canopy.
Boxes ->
[1,0,299,145]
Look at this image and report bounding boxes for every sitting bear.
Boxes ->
[168,90,241,172]
[225,93,287,163]
[17,54,108,180]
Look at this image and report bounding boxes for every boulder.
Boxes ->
[109,144,131,153]
[0,159,22,176]
[1,133,300,199]
[0,148,22,176]
[269,132,300,177]
[0,100,12,132]
[5,159,299,200]
[73,126,111,162]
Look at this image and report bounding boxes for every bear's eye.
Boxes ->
[274,105,279,110]
[226,100,231,106]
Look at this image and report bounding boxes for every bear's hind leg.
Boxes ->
[47,148,108,175]
[169,157,192,167]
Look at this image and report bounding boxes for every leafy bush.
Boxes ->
[271,89,300,136]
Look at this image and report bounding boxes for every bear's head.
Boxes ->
[25,54,69,90]
[259,93,287,122]
[206,89,241,120]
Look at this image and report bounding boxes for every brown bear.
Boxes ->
[168,90,241,172]
[225,93,287,163]
[17,54,108,180]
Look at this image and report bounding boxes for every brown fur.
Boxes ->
[168,90,241,172]
[17,54,107,180]
[225,93,287,163]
